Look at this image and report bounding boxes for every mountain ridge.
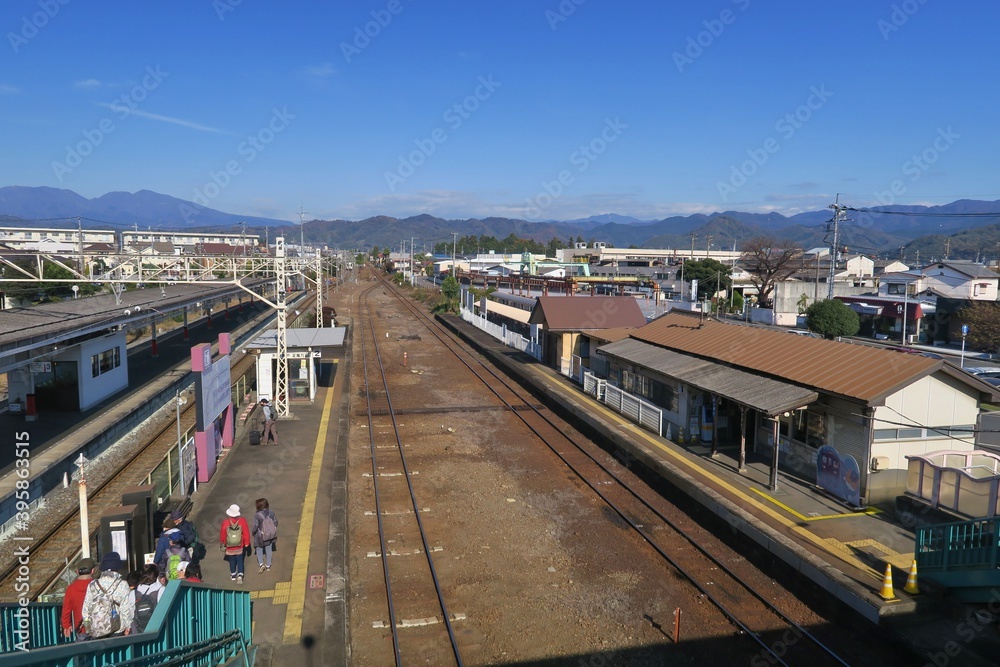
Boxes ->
[2,186,999,260]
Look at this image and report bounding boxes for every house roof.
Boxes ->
[528,296,648,331]
[922,261,1000,280]
[600,337,818,416]
[580,326,637,344]
[628,310,991,405]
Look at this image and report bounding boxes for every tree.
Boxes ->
[441,275,459,301]
[805,299,860,339]
[679,258,732,301]
[958,302,1000,352]
[740,236,802,308]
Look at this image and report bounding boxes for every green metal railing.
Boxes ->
[0,603,64,653]
[0,581,253,666]
[916,517,1000,572]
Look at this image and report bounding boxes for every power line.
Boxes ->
[847,207,1000,218]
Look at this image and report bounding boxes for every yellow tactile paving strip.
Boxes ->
[749,487,882,522]
[250,580,292,605]
[544,376,891,581]
[281,371,338,645]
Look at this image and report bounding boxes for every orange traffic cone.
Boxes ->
[904,559,920,595]
[879,562,895,600]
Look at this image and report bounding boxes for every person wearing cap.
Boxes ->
[82,552,135,637]
[219,504,251,584]
[170,510,199,558]
[153,517,180,571]
[61,557,95,639]
[260,398,278,445]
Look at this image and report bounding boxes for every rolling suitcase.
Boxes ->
[249,418,261,446]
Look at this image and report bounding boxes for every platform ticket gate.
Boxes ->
[121,484,155,556]
[98,504,146,573]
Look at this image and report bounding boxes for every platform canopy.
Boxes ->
[600,338,818,417]
[246,327,346,352]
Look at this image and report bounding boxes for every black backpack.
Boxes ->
[133,588,159,633]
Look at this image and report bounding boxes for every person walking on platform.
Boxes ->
[220,504,251,584]
[170,509,202,561]
[82,552,135,638]
[260,398,278,445]
[252,498,278,573]
[61,557,95,640]
[153,518,180,569]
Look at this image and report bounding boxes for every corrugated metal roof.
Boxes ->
[601,338,818,416]
[528,296,648,331]
[630,311,941,405]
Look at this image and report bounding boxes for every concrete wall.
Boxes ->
[75,333,129,410]
[869,372,979,503]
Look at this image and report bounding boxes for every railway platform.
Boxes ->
[184,356,349,667]
[441,313,1000,666]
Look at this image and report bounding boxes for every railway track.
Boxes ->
[356,280,463,666]
[367,267,866,666]
[0,352,257,603]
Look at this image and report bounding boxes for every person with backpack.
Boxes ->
[158,534,191,581]
[153,518,180,567]
[170,510,202,561]
[81,552,134,638]
[131,564,163,634]
[260,398,278,445]
[252,498,279,574]
[61,557,95,640]
[219,504,250,584]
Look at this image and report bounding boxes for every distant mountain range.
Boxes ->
[2,186,1000,261]
[0,186,291,230]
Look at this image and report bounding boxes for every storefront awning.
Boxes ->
[600,338,818,417]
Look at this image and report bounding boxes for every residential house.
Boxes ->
[527,296,648,375]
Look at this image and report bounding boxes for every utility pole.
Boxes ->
[297,205,309,254]
[827,196,848,300]
[452,232,459,278]
[689,232,697,260]
[944,238,951,260]
[77,217,85,279]
[706,235,713,259]
[410,236,415,286]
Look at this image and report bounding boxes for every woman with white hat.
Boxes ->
[219,504,251,584]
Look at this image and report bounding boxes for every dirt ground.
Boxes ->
[343,285,756,666]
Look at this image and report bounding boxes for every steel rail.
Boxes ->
[357,281,463,667]
[374,267,850,667]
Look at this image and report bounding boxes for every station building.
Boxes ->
[595,311,999,507]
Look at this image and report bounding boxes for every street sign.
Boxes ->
[962,324,970,335]
[287,350,321,359]
[30,361,51,373]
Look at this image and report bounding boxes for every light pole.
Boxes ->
[74,454,90,559]
[452,232,458,278]
[961,324,969,368]
[175,390,188,496]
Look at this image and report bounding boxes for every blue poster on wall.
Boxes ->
[816,445,862,508]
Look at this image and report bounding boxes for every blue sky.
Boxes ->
[1,1,997,223]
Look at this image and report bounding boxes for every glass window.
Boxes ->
[807,412,826,447]
[898,428,923,439]
[791,410,808,442]
[874,429,897,440]
[887,283,905,294]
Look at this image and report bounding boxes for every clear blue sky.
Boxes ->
[1,1,997,223]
